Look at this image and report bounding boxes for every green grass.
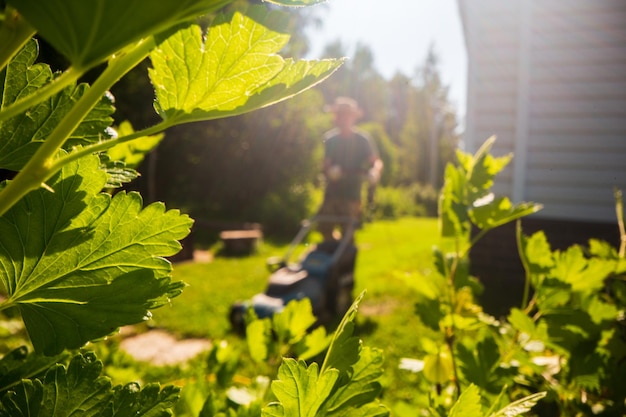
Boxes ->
[149,216,447,410]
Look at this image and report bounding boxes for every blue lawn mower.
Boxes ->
[229,215,358,331]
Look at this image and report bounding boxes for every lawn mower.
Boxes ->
[229,214,359,331]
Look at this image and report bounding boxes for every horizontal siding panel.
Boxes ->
[536,203,616,223]
[474,48,519,67]
[528,116,626,135]
[532,0,625,15]
[474,79,518,96]
[531,46,626,66]
[528,98,626,117]
[475,96,517,114]
[529,81,626,100]
[527,134,626,152]
[527,150,626,170]
[526,168,624,187]
[530,27,626,50]
[474,114,517,131]
[532,11,626,35]
[526,184,618,205]
[531,63,626,84]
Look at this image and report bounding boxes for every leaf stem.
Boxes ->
[0,66,83,123]
[515,220,533,309]
[51,120,173,170]
[0,38,155,217]
[0,6,35,72]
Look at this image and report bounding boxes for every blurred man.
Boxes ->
[318,97,383,241]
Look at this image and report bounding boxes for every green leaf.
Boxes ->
[7,0,232,69]
[551,246,615,292]
[466,136,512,201]
[448,384,483,417]
[470,196,542,231]
[149,8,343,126]
[439,163,469,237]
[0,155,191,355]
[273,298,318,346]
[106,121,164,169]
[489,392,546,417]
[518,231,554,275]
[0,353,179,417]
[321,347,385,415]
[295,326,331,362]
[107,382,180,417]
[321,292,365,375]
[456,337,501,391]
[0,352,112,417]
[99,154,140,189]
[0,346,67,394]
[0,39,115,171]
[263,0,327,6]
[266,358,339,417]
[246,318,272,364]
[423,350,454,384]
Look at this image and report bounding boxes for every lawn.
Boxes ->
[151,216,442,337]
[148,216,446,410]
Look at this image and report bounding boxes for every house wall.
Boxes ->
[458,0,626,314]
[460,0,626,223]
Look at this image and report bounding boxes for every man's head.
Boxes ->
[328,97,362,134]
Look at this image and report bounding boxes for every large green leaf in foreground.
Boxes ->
[0,352,179,416]
[150,7,344,125]
[0,155,191,355]
[0,39,115,171]
[7,0,233,69]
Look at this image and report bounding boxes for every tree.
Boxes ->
[397,47,459,188]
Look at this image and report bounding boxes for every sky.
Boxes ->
[304,0,468,118]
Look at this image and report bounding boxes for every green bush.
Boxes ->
[369,183,438,220]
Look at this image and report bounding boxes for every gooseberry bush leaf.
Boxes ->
[439,136,542,237]
[0,154,191,355]
[263,292,389,416]
[150,7,343,126]
[6,0,232,69]
[0,352,179,417]
[0,39,115,171]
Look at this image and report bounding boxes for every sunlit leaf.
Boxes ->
[489,391,546,417]
[107,121,164,169]
[423,350,454,384]
[439,163,469,237]
[518,230,554,276]
[265,359,339,417]
[263,0,327,6]
[149,8,343,126]
[0,155,191,355]
[0,39,114,171]
[246,318,272,364]
[321,291,365,375]
[7,0,233,69]
[551,246,615,292]
[295,326,330,362]
[273,298,317,345]
[470,196,542,231]
[448,384,482,417]
[108,382,180,417]
[321,347,384,414]
[466,136,512,201]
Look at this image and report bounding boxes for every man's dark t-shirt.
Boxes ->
[323,129,376,201]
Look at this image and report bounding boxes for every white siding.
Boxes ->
[460,0,626,222]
